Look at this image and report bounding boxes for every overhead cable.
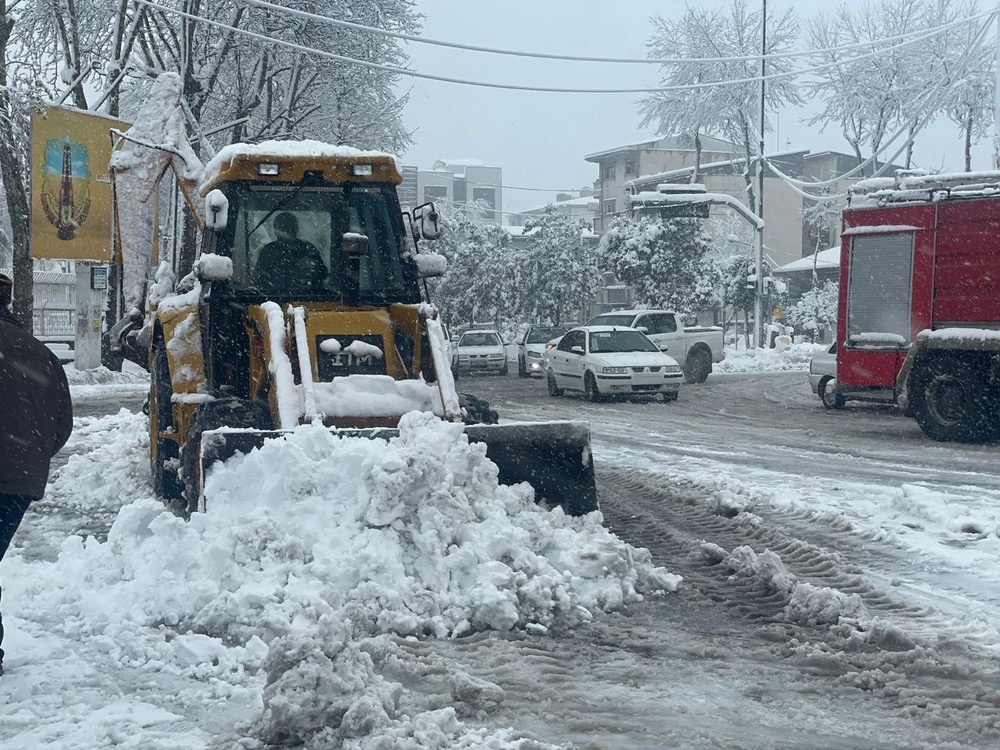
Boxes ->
[133,0,993,96]
[243,0,991,67]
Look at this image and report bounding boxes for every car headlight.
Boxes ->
[602,366,627,375]
[664,365,682,374]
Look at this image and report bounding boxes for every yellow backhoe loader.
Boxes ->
[104,75,597,517]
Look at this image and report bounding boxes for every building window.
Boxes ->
[624,158,637,177]
[603,163,616,180]
[471,187,496,210]
[603,199,616,215]
[424,185,447,203]
[606,286,628,305]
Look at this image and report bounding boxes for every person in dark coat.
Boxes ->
[0,273,73,676]
[252,211,327,295]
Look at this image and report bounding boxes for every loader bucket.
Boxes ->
[198,421,598,516]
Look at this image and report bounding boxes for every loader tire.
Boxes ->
[459,393,499,425]
[182,398,272,514]
[150,343,184,506]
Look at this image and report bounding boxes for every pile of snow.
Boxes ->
[4,409,678,748]
[716,341,826,373]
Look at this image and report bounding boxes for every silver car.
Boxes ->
[809,342,844,409]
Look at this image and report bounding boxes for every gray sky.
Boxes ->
[398,0,993,216]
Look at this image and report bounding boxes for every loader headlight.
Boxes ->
[352,164,373,176]
[257,162,279,176]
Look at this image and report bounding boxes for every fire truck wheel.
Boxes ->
[818,376,846,410]
[914,358,988,442]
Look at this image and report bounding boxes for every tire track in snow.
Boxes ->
[597,467,1000,741]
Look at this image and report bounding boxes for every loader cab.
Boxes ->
[211,180,423,306]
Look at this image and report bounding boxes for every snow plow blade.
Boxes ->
[198,421,598,516]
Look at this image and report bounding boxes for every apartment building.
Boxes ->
[400,159,503,223]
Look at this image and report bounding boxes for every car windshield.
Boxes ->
[587,314,637,328]
[588,330,658,353]
[459,332,501,347]
[526,326,567,344]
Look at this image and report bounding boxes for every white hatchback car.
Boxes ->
[546,326,684,401]
[452,329,508,378]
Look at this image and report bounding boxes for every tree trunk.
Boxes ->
[964,115,973,172]
[0,4,33,326]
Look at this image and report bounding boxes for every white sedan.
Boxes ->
[546,325,684,402]
[451,329,508,377]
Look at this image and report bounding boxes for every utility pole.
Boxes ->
[994,0,1000,169]
[755,0,767,348]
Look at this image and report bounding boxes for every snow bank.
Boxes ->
[64,364,148,386]
[5,409,678,748]
[716,341,826,373]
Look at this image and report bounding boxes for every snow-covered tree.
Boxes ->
[599,214,714,313]
[921,0,995,171]
[785,280,839,339]
[517,210,600,326]
[801,190,843,256]
[427,202,515,329]
[638,0,801,206]
[803,0,988,171]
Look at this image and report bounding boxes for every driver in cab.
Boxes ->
[253,211,327,294]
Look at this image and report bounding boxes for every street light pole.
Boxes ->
[755,0,767,348]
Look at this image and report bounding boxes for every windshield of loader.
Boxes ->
[227,184,421,304]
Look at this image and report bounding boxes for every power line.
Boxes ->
[133,0,993,96]
[243,0,992,68]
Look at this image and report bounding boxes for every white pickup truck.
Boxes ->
[584,310,725,383]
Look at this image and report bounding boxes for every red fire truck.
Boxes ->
[835,171,1000,442]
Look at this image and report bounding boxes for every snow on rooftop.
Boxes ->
[774,247,840,273]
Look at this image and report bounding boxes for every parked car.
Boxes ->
[809,342,844,409]
[517,324,568,378]
[583,309,724,383]
[546,325,684,402]
[451,329,508,378]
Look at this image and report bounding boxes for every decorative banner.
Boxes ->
[30,106,130,261]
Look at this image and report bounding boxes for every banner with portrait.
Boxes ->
[30,106,130,261]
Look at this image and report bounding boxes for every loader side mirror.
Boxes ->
[412,202,442,240]
[193,253,233,282]
[415,252,447,278]
[341,232,369,256]
[204,189,229,230]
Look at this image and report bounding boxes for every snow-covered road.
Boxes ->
[2,353,999,748]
